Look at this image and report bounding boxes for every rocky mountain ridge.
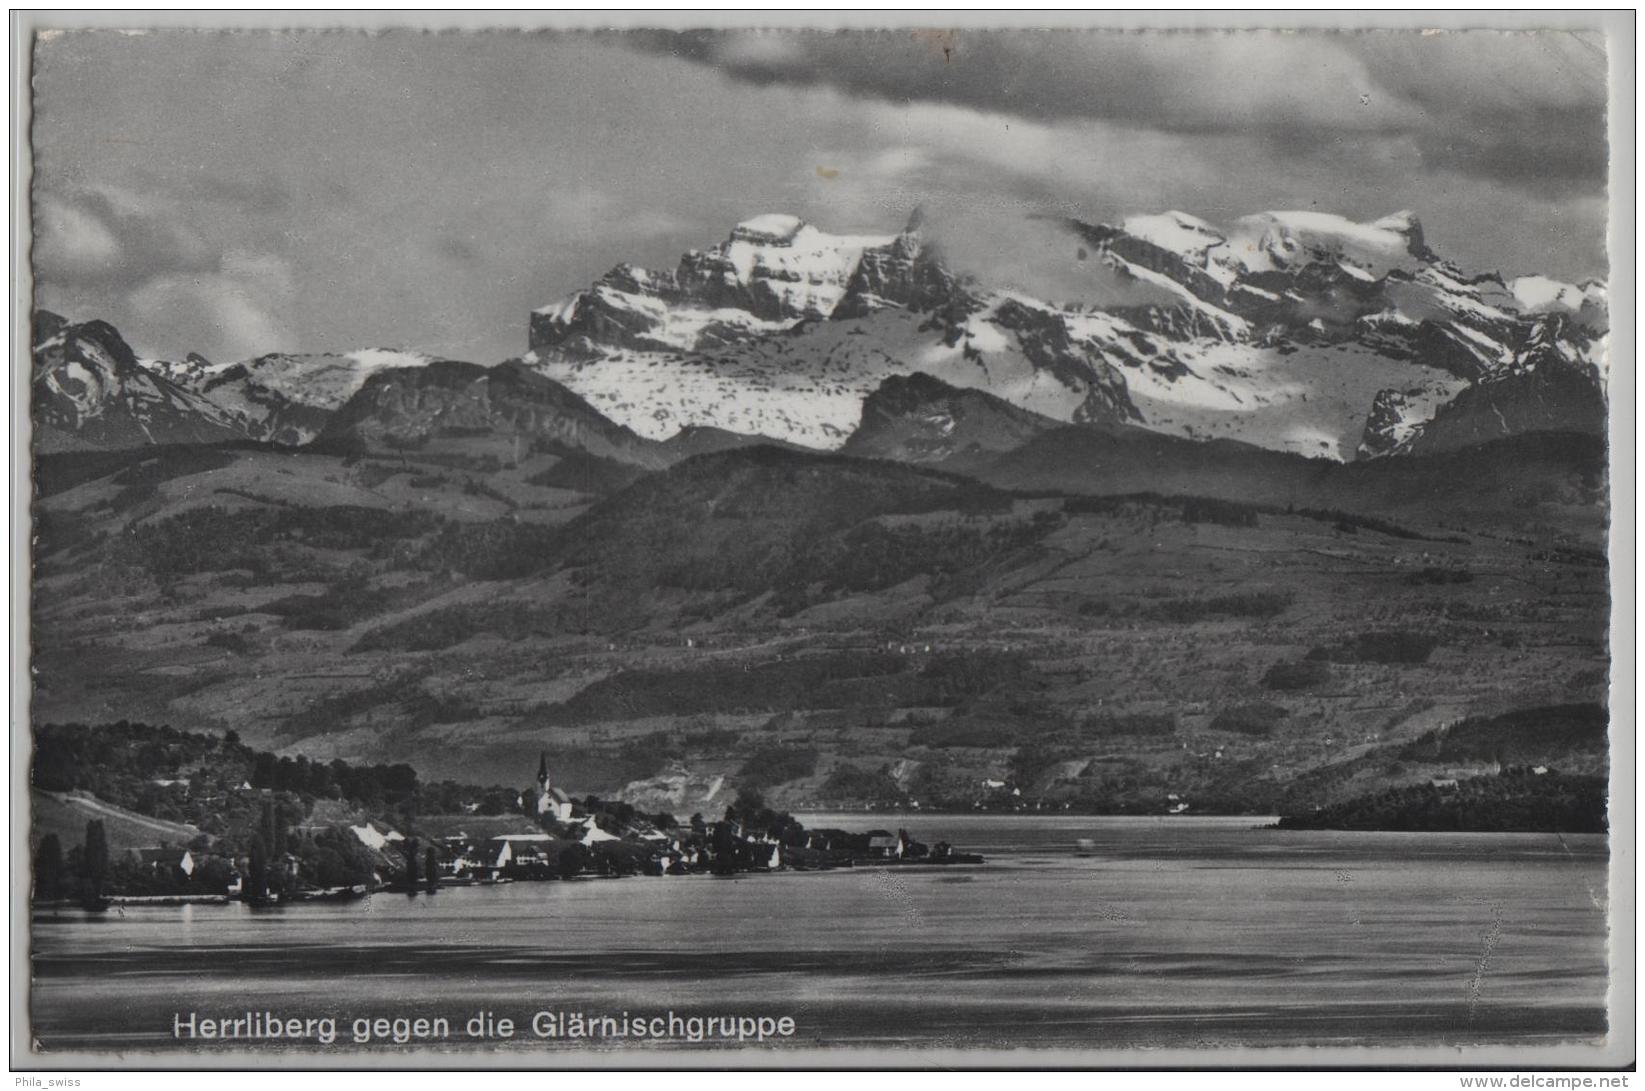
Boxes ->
[525,208,1607,459]
[150,347,441,446]
[32,310,244,453]
[32,206,1608,464]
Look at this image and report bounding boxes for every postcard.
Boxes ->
[13,11,1634,1072]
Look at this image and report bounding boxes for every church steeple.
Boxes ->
[531,751,570,821]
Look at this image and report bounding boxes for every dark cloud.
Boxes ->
[1340,31,1609,194]
[30,29,1611,363]
[1412,102,1607,196]
[624,30,1382,132]
[624,29,1609,197]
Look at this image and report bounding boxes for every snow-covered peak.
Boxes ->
[730,213,806,244]
[343,347,437,372]
[1509,274,1607,316]
[531,213,924,357]
[524,206,1605,464]
[1219,209,1430,280]
[141,346,442,446]
[228,348,438,411]
[1369,209,1425,238]
[1118,211,1225,262]
[1108,208,1430,285]
[707,217,899,296]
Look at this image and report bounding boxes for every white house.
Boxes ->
[488,833,562,870]
[576,819,621,847]
[129,848,195,877]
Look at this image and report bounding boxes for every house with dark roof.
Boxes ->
[865,830,903,858]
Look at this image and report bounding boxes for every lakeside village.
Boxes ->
[32,723,984,908]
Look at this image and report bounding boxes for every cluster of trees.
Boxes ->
[1209,701,1290,737]
[1262,660,1333,691]
[128,504,439,578]
[39,444,239,499]
[1278,771,1607,832]
[1060,492,1263,529]
[416,780,518,817]
[1007,738,1078,788]
[287,825,380,890]
[279,673,420,739]
[1180,496,1261,528]
[32,824,101,904]
[34,816,232,904]
[737,746,820,791]
[527,451,648,495]
[1397,704,1607,768]
[721,788,808,844]
[768,514,1060,615]
[818,763,905,803]
[249,748,416,805]
[259,582,397,632]
[1291,507,1442,542]
[401,518,560,580]
[33,722,425,827]
[123,499,578,590]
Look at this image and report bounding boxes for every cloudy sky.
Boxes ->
[31,27,1612,363]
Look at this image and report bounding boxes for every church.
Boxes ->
[530,752,574,822]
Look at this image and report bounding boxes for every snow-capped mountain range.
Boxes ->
[149,347,440,446]
[32,206,1608,462]
[523,208,1606,458]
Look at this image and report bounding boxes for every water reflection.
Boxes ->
[31,817,1608,1053]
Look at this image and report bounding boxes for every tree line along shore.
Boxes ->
[29,710,1606,908]
[30,721,982,908]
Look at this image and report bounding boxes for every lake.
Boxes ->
[29,815,1610,1057]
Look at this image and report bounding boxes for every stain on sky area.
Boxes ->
[910,28,960,64]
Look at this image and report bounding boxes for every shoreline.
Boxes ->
[32,818,1609,912]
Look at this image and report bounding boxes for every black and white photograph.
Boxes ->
[12,12,1634,1071]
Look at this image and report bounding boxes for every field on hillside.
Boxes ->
[31,442,1610,816]
[32,790,203,853]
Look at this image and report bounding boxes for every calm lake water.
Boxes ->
[30,816,1610,1056]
